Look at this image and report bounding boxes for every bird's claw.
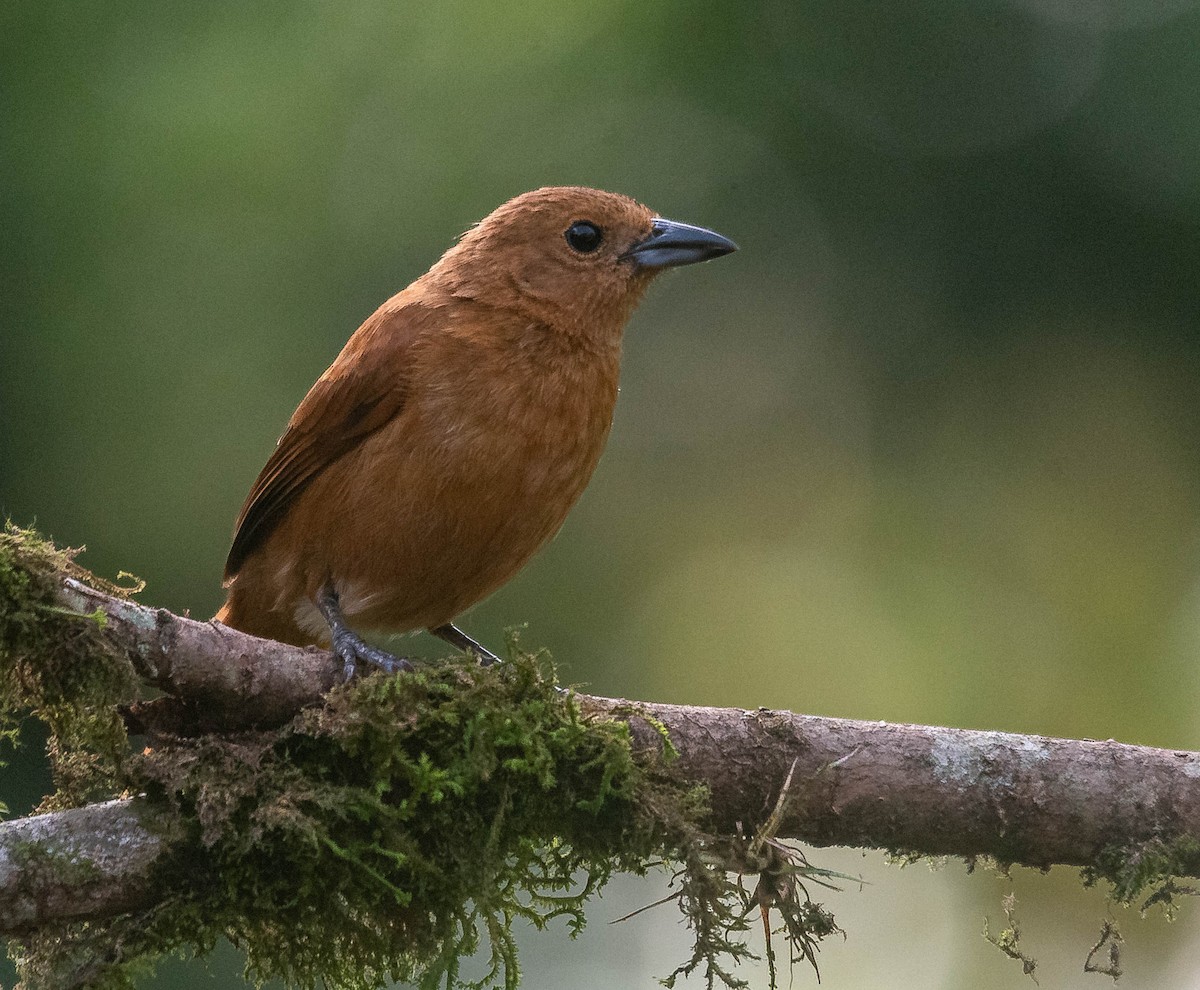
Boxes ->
[332,629,414,681]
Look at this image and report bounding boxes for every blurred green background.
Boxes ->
[4,0,1200,986]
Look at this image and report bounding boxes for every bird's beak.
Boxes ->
[622,217,738,269]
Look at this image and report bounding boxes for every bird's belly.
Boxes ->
[301,392,611,633]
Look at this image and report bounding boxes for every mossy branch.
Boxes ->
[4,524,1200,988]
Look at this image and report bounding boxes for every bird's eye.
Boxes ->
[565,221,603,253]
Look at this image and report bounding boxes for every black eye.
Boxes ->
[565,221,603,253]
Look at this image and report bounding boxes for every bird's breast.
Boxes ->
[323,331,622,630]
[418,337,620,521]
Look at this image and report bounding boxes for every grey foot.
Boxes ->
[332,628,414,681]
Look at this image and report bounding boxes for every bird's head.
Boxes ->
[426,186,737,342]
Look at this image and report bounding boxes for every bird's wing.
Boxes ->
[223,301,429,581]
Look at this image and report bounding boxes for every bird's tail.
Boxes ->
[215,587,316,648]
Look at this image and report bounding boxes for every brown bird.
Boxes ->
[215,186,736,676]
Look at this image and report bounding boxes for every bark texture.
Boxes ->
[58,577,339,729]
[591,698,1200,868]
[0,800,163,935]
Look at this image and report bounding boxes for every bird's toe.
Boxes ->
[332,630,413,680]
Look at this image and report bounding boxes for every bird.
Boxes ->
[215,186,736,678]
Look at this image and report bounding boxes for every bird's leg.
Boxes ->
[429,623,503,667]
[316,581,414,680]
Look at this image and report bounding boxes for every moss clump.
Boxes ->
[1083,836,1200,914]
[0,523,139,808]
[123,655,681,990]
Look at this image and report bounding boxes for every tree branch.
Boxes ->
[0,800,163,936]
[4,555,1200,937]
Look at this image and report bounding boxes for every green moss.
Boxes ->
[0,523,138,808]
[1082,836,1200,914]
[885,848,927,868]
[129,656,673,989]
[92,654,826,990]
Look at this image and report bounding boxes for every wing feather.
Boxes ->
[223,300,430,580]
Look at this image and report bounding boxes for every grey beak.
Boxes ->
[622,217,738,269]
